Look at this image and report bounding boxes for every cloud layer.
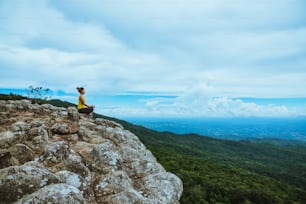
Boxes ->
[0,0,306,117]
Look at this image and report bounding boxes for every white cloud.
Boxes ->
[101,95,298,118]
[0,0,176,94]
[206,97,291,117]
[100,82,302,118]
[0,0,306,117]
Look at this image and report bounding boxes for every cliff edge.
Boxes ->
[0,100,183,204]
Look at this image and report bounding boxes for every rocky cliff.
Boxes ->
[0,100,183,204]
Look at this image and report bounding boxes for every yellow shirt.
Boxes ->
[78,95,87,110]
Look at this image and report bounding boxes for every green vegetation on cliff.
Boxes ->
[1,94,306,203]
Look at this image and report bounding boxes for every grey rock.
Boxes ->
[104,189,149,204]
[79,113,93,120]
[140,173,183,204]
[0,131,20,148]
[28,135,48,154]
[4,103,16,112]
[11,121,30,132]
[51,123,70,134]
[26,127,49,152]
[0,112,10,121]
[0,161,60,203]
[27,127,48,139]
[119,145,164,179]
[29,120,47,128]
[67,107,79,122]
[14,100,31,111]
[0,100,10,112]
[0,100,183,204]
[51,110,67,117]
[31,105,44,114]
[93,171,132,198]
[79,120,97,131]
[77,126,102,142]
[95,118,123,129]
[15,183,83,204]
[56,170,88,193]
[21,99,32,105]
[40,141,70,164]
[91,142,123,174]
[9,143,34,164]
[41,103,56,112]
[63,151,92,184]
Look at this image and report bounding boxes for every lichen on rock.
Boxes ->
[0,100,183,203]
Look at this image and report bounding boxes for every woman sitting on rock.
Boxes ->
[77,87,95,114]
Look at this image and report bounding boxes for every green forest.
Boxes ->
[106,117,306,204]
[1,94,306,203]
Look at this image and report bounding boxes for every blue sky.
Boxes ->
[0,0,306,118]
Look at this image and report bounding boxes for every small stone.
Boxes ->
[9,144,34,164]
[70,134,79,143]
[28,135,48,154]
[11,121,30,132]
[27,127,48,141]
[40,141,70,164]
[0,131,19,148]
[67,107,79,122]
[51,123,70,135]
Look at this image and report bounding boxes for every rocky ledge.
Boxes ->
[0,100,183,204]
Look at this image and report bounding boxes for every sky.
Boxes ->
[0,0,306,118]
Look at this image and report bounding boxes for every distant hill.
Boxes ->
[1,93,306,203]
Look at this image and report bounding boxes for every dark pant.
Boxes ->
[78,107,94,114]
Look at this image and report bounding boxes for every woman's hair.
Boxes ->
[76,87,84,93]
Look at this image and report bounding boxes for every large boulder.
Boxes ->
[56,170,88,193]
[16,184,84,204]
[140,173,184,204]
[93,171,132,199]
[51,123,70,135]
[39,141,70,165]
[0,131,19,148]
[9,143,34,164]
[0,100,183,203]
[0,161,60,203]
[67,107,79,122]
[26,127,49,153]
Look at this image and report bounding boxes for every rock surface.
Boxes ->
[0,100,183,203]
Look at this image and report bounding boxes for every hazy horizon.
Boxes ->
[126,117,306,141]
